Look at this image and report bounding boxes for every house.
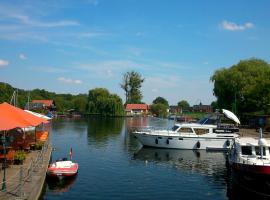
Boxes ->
[30,100,56,111]
[193,102,212,113]
[169,105,181,114]
[125,104,149,116]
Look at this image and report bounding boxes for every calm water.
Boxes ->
[41,117,270,200]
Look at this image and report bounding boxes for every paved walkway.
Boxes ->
[0,142,52,200]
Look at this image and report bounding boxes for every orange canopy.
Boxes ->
[0,102,48,131]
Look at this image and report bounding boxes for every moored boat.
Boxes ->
[47,159,79,178]
[133,109,240,150]
[228,129,270,195]
[228,129,270,175]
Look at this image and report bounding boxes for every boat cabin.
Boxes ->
[233,137,270,158]
[171,124,215,135]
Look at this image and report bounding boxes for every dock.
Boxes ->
[0,141,52,200]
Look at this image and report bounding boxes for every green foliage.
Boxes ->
[153,97,169,107]
[120,71,144,104]
[87,88,124,116]
[14,150,26,161]
[177,100,190,110]
[211,58,270,115]
[150,103,168,118]
[0,82,88,113]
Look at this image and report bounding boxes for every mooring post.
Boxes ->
[18,166,23,198]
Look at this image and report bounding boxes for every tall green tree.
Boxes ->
[153,97,169,107]
[120,71,144,104]
[211,58,270,115]
[150,103,168,118]
[177,100,190,110]
[87,88,124,116]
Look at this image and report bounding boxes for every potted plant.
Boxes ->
[34,141,44,150]
[14,150,26,165]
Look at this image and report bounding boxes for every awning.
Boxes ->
[0,102,48,131]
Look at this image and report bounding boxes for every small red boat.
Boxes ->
[47,159,79,178]
[47,148,78,178]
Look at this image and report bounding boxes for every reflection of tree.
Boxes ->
[51,119,87,134]
[87,117,124,144]
[134,148,227,181]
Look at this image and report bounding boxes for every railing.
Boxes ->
[0,139,51,199]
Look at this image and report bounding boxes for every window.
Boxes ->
[255,146,266,156]
[178,127,193,133]
[171,125,179,131]
[241,146,252,155]
[194,128,209,135]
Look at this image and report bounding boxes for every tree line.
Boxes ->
[1,58,269,117]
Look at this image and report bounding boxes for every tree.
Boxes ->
[150,103,168,118]
[177,100,190,111]
[211,58,270,115]
[153,97,169,107]
[87,88,124,116]
[120,71,144,104]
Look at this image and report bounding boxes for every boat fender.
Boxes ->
[155,138,158,144]
[196,141,201,149]
[166,139,169,145]
[226,140,230,147]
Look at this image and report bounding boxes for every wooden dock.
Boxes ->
[0,141,52,200]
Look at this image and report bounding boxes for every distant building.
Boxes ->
[169,105,181,114]
[29,100,56,111]
[125,104,149,116]
[193,102,212,113]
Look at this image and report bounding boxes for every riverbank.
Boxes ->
[0,141,52,200]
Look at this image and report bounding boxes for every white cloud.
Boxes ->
[19,53,27,60]
[221,20,254,31]
[58,77,82,84]
[0,59,9,67]
[77,32,106,38]
[11,14,80,27]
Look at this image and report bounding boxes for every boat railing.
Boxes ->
[132,126,172,133]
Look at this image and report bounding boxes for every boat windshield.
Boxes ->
[171,125,180,131]
[198,115,218,125]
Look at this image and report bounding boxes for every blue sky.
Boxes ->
[0,0,270,105]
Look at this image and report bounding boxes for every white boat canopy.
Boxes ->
[24,110,52,120]
[222,109,240,124]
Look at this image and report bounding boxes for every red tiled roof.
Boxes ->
[126,104,148,110]
[32,100,54,107]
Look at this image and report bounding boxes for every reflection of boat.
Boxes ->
[134,147,226,175]
[47,158,79,178]
[133,109,240,150]
[46,175,77,193]
[228,129,270,196]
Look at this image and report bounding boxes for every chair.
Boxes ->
[6,149,15,164]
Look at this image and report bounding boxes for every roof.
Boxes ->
[126,104,148,110]
[32,100,54,107]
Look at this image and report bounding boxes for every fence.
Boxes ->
[0,139,51,199]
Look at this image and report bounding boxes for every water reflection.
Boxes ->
[134,148,227,177]
[45,175,77,194]
[87,116,124,145]
[227,170,270,200]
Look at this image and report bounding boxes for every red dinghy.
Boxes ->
[47,159,79,178]
[47,148,78,178]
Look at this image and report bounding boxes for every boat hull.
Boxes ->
[47,163,79,178]
[133,132,234,150]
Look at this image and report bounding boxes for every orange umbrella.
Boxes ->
[0,102,48,131]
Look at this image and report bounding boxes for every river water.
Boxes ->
[41,117,269,200]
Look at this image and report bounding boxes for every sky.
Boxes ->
[0,0,270,106]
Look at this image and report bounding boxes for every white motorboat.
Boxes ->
[228,129,270,195]
[228,128,270,175]
[133,109,240,150]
